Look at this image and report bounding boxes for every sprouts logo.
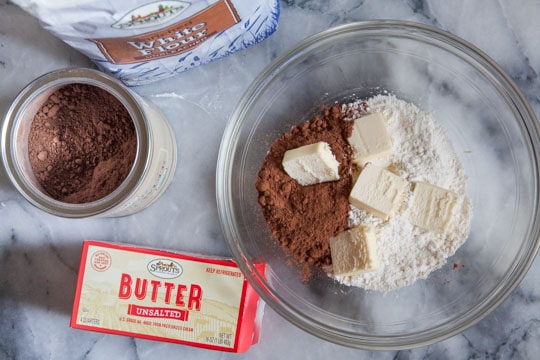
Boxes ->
[113,1,191,29]
[147,259,183,279]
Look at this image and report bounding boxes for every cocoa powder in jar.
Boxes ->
[28,83,136,203]
[255,105,354,274]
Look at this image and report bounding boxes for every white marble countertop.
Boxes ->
[1,0,540,359]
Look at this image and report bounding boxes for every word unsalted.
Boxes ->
[71,240,265,353]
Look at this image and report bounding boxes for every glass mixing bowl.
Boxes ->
[216,21,540,349]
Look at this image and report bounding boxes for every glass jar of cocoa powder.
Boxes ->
[1,68,177,217]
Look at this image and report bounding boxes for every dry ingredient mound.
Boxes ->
[28,83,137,203]
[342,95,471,291]
[256,94,472,291]
[255,106,354,271]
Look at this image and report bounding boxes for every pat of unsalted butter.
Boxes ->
[349,112,392,163]
[71,241,264,353]
[349,164,408,220]
[410,182,458,232]
[282,141,340,186]
[330,226,378,277]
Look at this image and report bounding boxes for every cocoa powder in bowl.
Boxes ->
[28,83,137,203]
[255,105,354,275]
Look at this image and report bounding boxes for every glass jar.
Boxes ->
[1,68,177,217]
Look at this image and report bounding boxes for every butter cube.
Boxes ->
[282,142,340,186]
[330,226,378,276]
[349,164,408,220]
[410,182,458,232]
[349,112,392,163]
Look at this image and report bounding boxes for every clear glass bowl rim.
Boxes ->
[216,20,540,350]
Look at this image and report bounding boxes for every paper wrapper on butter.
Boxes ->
[71,241,265,353]
[12,0,280,86]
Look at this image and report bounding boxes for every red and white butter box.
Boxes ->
[71,240,264,352]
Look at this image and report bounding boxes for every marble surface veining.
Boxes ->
[1,0,540,359]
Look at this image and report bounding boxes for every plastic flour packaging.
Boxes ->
[12,0,280,85]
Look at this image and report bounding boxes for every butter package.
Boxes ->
[71,240,265,352]
[12,0,280,86]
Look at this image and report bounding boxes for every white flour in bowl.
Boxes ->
[336,95,472,291]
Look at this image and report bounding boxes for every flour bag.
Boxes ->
[13,0,280,85]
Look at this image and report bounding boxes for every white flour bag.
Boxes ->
[13,0,280,85]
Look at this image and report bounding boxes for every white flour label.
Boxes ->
[71,241,264,352]
[91,0,240,64]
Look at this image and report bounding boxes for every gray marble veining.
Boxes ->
[1,1,540,359]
